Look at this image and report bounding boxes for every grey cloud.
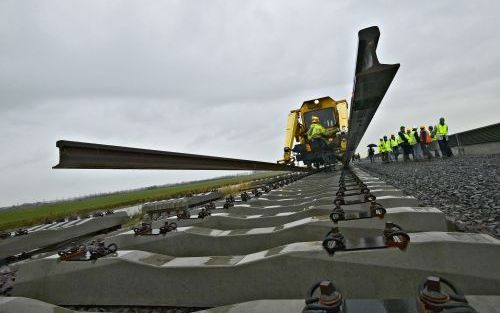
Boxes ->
[1,0,499,206]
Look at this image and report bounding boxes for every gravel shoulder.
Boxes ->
[356,155,500,238]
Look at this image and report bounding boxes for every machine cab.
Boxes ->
[279,96,349,167]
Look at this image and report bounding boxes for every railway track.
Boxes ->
[0,212,129,265]
[0,172,303,266]
[2,165,499,313]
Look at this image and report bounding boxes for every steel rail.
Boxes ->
[343,26,400,164]
[53,140,310,172]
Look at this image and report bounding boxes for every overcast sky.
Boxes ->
[1,1,499,207]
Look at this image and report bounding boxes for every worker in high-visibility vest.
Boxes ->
[378,138,387,163]
[390,134,399,162]
[307,116,328,152]
[428,125,441,157]
[397,126,411,162]
[377,138,385,153]
[383,136,392,162]
[435,117,453,157]
[406,127,417,160]
[307,116,327,140]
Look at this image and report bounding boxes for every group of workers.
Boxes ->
[306,115,453,164]
[368,117,453,163]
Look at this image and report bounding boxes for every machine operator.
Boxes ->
[307,116,328,150]
[307,116,326,140]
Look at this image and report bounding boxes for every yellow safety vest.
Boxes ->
[384,140,391,152]
[378,141,386,153]
[407,132,417,145]
[390,138,398,148]
[397,132,406,144]
[435,123,448,137]
[307,123,326,140]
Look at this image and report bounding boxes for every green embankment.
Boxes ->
[0,172,284,231]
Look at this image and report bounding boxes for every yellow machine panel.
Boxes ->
[282,111,299,163]
[336,101,349,132]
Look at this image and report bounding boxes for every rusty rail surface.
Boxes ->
[54,140,310,172]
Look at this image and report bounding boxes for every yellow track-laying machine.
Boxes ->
[278,26,400,168]
[278,97,349,168]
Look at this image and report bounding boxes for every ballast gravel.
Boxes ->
[0,265,16,297]
[356,155,500,239]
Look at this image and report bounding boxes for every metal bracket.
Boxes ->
[322,224,409,256]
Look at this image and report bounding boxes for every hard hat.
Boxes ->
[420,125,425,129]
[311,116,319,123]
[391,133,395,136]
[400,125,405,128]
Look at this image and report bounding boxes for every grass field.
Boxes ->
[0,172,284,231]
